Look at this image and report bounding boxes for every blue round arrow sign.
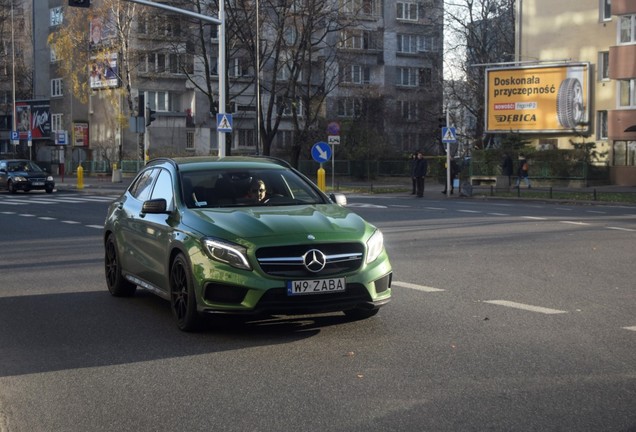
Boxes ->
[311,141,331,163]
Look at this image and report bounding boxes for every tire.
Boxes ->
[556,78,584,129]
[105,235,137,297]
[170,253,201,332]
[45,187,54,194]
[343,307,379,320]
[8,181,16,194]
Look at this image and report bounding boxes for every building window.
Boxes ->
[51,113,63,132]
[397,67,418,87]
[145,91,181,112]
[612,141,636,166]
[598,51,609,80]
[618,15,636,44]
[276,130,294,150]
[596,111,608,140]
[398,100,419,120]
[185,131,195,150]
[51,79,63,97]
[397,2,418,21]
[337,97,362,117]
[237,129,255,147]
[418,36,438,52]
[618,79,636,107]
[600,0,612,22]
[276,96,303,116]
[419,68,432,87]
[397,34,418,54]
[341,64,370,84]
[50,7,63,27]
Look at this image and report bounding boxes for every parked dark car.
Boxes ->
[104,157,392,331]
[0,159,55,193]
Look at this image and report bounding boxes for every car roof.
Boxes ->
[148,156,293,173]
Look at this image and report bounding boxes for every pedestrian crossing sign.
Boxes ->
[216,113,233,133]
[442,127,457,143]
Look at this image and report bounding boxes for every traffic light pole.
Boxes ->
[446,110,451,197]
[122,0,227,157]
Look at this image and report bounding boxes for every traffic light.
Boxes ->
[145,106,156,127]
[138,95,145,117]
[68,0,90,8]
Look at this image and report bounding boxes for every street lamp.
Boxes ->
[255,0,261,154]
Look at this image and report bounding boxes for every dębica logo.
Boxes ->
[494,114,537,123]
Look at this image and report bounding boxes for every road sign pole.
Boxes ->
[446,111,451,197]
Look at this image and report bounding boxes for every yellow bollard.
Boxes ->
[317,166,326,192]
[77,164,84,190]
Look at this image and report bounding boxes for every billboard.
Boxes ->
[89,52,120,90]
[485,63,590,134]
[16,100,51,140]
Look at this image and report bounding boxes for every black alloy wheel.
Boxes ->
[170,254,201,331]
[105,235,136,297]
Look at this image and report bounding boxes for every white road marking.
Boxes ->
[86,225,103,229]
[556,207,573,211]
[586,210,606,214]
[393,281,445,292]
[560,221,590,226]
[1,211,16,215]
[38,217,57,221]
[488,212,510,216]
[19,214,35,217]
[458,209,481,213]
[522,216,547,220]
[484,300,567,315]
[61,220,81,224]
[622,326,636,332]
[425,207,446,211]
[607,226,636,232]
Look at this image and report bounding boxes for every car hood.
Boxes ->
[9,170,47,177]
[182,204,372,244]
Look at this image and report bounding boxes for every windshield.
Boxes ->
[180,167,326,208]
[7,161,44,173]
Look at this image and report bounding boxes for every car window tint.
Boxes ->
[129,169,156,201]
[150,169,174,209]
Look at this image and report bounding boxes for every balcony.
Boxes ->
[609,45,636,80]
[608,109,636,140]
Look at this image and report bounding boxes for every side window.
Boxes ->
[150,169,174,210]
[129,168,156,202]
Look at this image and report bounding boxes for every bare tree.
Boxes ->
[444,0,515,149]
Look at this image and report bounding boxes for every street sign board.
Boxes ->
[216,113,233,133]
[328,135,340,145]
[442,127,457,143]
[311,141,331,163]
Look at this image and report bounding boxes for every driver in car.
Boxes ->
[245,178,268,203]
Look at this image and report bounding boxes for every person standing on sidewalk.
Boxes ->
[514,154,532,188]
[409,152,418,195]
[413,150,428,197]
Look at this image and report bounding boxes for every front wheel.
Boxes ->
[170,254,201,332]
[8,181,16,194]
[105,235,136,297]
[45,186,54,194]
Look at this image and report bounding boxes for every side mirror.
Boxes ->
[141,198,169,214]
[329,193,347,206]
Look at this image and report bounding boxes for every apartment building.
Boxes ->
[518,0,636,185]
[2,0,444,170]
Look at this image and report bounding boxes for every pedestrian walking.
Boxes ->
[501,152,513,186]
[514,155,532,188]
[409,152,417,194]
[413,151,428,197]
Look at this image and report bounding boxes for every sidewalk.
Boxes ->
[55,174,131,194]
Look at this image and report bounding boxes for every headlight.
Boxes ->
[203,238,252,270]
[13,176,27,182]
[47,176,54,181]
[366,229,384,264]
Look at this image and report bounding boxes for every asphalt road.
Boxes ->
[0,190,634,432]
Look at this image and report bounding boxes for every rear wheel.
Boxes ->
[170,253,201,331]
[105,235,136,296]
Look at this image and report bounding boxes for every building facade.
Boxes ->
[518,0,636,185]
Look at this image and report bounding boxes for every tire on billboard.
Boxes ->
[556,78,584,129]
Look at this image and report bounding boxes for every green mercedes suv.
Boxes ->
[104,157,392,331]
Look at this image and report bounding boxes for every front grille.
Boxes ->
[256,243,364,278]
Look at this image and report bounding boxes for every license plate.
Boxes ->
[287,277,346,296]
[32,182,44,186]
